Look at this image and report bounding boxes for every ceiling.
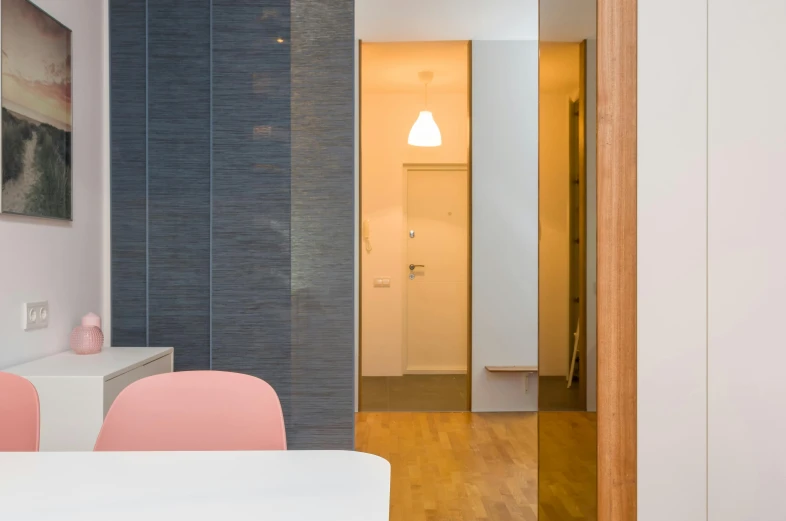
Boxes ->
[357,0,595,43]
[361,42,469,92]
[357,0,596,92]
[357,0,539,41]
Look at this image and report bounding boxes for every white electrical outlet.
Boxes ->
[23,301,49,331]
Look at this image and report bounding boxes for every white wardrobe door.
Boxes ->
[638,0,708,519]
[708,1,786,519]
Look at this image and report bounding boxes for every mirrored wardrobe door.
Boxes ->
[538,0,598,519]
[354,2,543,520]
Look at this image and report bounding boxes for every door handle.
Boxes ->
[409,264,425,271]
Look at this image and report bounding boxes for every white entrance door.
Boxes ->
[405,164,469,373]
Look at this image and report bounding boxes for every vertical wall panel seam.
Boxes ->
[705,0,710,516]
[209,0,213,369]
[107,0,112,345]
[144,0,149,347]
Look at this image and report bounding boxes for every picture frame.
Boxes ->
[0,0,72,221]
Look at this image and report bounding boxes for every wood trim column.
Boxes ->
[597,0,637,519]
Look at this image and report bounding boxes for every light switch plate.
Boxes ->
[23,301,49,331]
[373,278,391,288]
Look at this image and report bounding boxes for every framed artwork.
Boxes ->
[1,0,71,220]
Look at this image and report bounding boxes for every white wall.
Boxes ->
[540,0,596,42]
[707,0,786,519]
[472,40,539,411]
[357,0,538,42]
[361,87,468,376]
[0,0,108,369]
[638,0,707,519]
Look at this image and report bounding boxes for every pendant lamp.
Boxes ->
[408,71,442,147]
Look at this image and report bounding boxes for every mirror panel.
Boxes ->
[538,1,598,520]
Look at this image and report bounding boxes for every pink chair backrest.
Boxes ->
[94,371,286,451]
[0,372,40,452]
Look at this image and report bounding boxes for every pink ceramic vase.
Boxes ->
[70,313,104,355]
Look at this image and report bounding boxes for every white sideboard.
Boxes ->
[4,347,173,451]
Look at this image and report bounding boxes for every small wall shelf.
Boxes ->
[485,365,539,391]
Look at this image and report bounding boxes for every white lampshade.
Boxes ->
[407,110,442,147]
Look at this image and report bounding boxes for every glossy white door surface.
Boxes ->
[638,0,708,519]
[707,0,786,519]
[405,166,468,373]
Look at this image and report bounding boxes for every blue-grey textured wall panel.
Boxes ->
[210,0,293,428]
[110,0,147,347]
[147,0,211,371]
[110,0,355,449]
[290,0,355,449]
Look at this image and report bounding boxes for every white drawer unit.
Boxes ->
[4,347,173,451]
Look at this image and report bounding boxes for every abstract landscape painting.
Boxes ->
[1,0,71,220]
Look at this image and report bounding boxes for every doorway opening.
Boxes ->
[359,41,471,412]
[538,36,598,521]
[538,41,594,413]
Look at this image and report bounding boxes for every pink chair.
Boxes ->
[94,371,286,451]
[0,372,40,452]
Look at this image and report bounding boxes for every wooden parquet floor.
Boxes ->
[538,412,597,521]
[356,412,539,521]
[355,412,596,521]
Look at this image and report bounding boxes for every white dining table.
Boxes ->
[0,450,390,521]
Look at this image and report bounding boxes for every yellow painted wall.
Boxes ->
[539,42,580,377]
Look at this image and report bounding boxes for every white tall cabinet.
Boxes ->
[638,0,708,519]
[639,0,786,519]
[707,0,786,519]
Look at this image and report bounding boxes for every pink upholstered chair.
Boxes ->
[0,372,40,452]
[94,371,286,451]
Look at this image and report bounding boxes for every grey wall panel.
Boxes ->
[110,0,355,448]
[290,0,354,449]
[147,0,211,371]
[210,0,293,431]
[110,0,147,346]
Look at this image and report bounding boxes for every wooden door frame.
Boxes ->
[597,0,637,519]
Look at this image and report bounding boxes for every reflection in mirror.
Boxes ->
[538,0,598,520]
[354,1,542,519]
[359,41,471,413]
